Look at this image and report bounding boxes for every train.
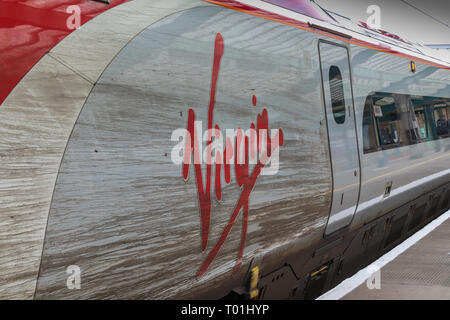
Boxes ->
[0,0,449,300]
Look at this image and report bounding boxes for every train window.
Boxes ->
[371,95,408,149]
[434,102,450,137]
[363,93,450,154]
[362,97,379,153]
[329,66,345,124]
[408,97,428,141]
[413,106,428,140]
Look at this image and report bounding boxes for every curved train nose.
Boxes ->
[0,0,449,301]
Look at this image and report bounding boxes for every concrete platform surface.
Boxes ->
[343,214,450,300]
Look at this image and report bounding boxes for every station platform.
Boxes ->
[319,210,450,300]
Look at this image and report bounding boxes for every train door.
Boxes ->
[318,40,361,236]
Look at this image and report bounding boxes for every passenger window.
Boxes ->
[329,66,345,124]
[362,93,450,153]
[434,102,450,137]
[362,97,378,153]
[372,95,407,148]
[412,105,428,140]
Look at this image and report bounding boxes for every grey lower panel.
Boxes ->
[259,182,449,300]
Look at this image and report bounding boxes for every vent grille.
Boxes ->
[385,215,407,247]
[427,196,441,218]
[408,204,426,232]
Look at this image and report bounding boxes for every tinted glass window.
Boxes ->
[413,105,428,140]
[434,102,449,137]
[372,95,408,148]
[329,65,345,124]
[362,93,450,153]
[362,97,378,153]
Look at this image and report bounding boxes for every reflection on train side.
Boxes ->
[356,168,450,212]
[363,93,450,154]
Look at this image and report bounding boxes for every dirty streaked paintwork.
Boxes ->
[0,0,448,301]
[0,0,212,300]
[35,6,332,299]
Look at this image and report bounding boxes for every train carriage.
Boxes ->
[0,0,449,300]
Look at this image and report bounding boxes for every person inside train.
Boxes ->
[436,113,449,136]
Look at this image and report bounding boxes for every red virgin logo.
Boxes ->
[172,33,284,279]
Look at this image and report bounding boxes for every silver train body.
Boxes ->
[0,0,449,299]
